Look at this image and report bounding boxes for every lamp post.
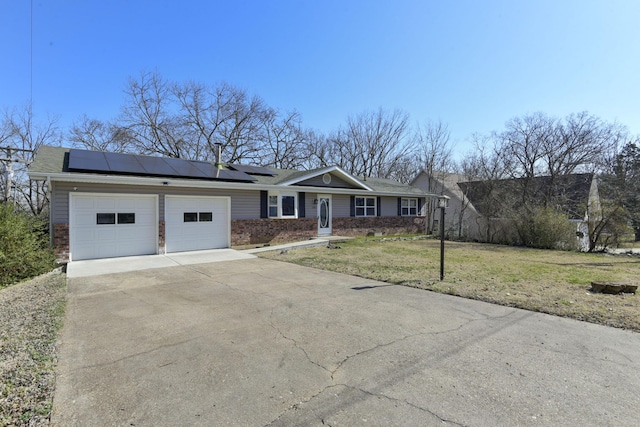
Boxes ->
[437,195,450,281]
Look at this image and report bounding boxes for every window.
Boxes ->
[96,213,115,224]
[401,198,418,216]
[355,196,376,217]
[117,213,136,224]
[184,212,198,222]
[97,213,136,224]
[268,192,298,218]
[268,195,278,217]
[184,212,212,222]
[282,195,295,216]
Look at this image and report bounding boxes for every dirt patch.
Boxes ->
[0,270,66,426]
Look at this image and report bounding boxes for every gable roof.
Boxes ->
[458,173,595,219]
[29,146,430,197]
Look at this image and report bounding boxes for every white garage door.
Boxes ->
[165,196,230,253]
[70,194,157,261]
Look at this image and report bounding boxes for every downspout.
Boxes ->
[47,175,53,246]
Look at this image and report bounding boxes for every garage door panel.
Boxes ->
[71,194,157,261]
[165,196,229,253]
[95,198,116,210]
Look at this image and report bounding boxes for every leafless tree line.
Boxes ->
[456,112,636,249]
[2,71,638,247]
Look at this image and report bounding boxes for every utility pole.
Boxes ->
[1,146,33,203]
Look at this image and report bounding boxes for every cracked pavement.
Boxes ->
[53,257,640,426]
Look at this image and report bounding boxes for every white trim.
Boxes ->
[317,194,332,236]
[267,190,298,219]
[277,166,374,191]
[31,172,434,198]
[401,197,419,216]
[69,192,158,262]
[355,196,377,217]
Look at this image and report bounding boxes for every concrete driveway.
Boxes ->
[53,257,640,426]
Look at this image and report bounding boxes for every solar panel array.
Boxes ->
[67,149,257,182]
[227,164,276,176]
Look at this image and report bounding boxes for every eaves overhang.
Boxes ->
[278,165,374,191]
[30,171,435,198]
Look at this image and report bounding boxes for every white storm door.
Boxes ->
[165,196,230,253]
[317,195,332,236]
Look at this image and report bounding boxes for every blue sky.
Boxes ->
[2,0,639,157]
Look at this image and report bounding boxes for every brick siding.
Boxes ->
[231,218,317,246]
[332,216,425,237]
[158,221,165,253]
[53,223,70,261]
[231,216,425,246]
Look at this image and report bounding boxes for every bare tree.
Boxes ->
[500,112,555,179]
[298,131,332,171]
[260,109,310,169]
[173,80,270,163]
[69,115,133,153]
[120,71,191,158]
[328,108,414,179]
[1,103,61,215]
[413,119,454,230]
[544,112,626,177]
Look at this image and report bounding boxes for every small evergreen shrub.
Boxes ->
[0,203,56,287]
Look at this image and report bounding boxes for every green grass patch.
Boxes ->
[260,238,640,331]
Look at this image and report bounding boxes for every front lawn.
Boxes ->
[259,238,640,331]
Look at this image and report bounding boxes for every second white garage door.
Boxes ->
[165,196,230,253]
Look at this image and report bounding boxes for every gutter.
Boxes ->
[30,171,437,199]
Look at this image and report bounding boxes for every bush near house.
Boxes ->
[0,203,56,287]
[514,206,577,250]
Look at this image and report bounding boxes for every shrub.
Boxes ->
[515,206,577,250]
[0,203,56,287]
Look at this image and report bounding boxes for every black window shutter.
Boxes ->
[260,191,268,219]
[377,196,381,216]
[397,197,402,216]
[418,198,423,215]
[350,196,355,217]
[298,192,305,218]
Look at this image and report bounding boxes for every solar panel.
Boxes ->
[104,152,145,174]
[67,149,257,182]
[162,157,211,179]
[227,164,275,176]
[68,149,110,172]
[134,155,180,176]
[217,169,258,182]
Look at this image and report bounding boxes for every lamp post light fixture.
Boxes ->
[437,195,450,281]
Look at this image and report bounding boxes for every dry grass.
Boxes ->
[259,238,640,332]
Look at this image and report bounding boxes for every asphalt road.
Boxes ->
[53,256,640,426]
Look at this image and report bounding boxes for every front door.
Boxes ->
[318,195,332,236]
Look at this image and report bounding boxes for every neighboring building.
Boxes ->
[29,146,434,262]
[410,170,481,240]
[412,171,601,249]
[458,173,600,250]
